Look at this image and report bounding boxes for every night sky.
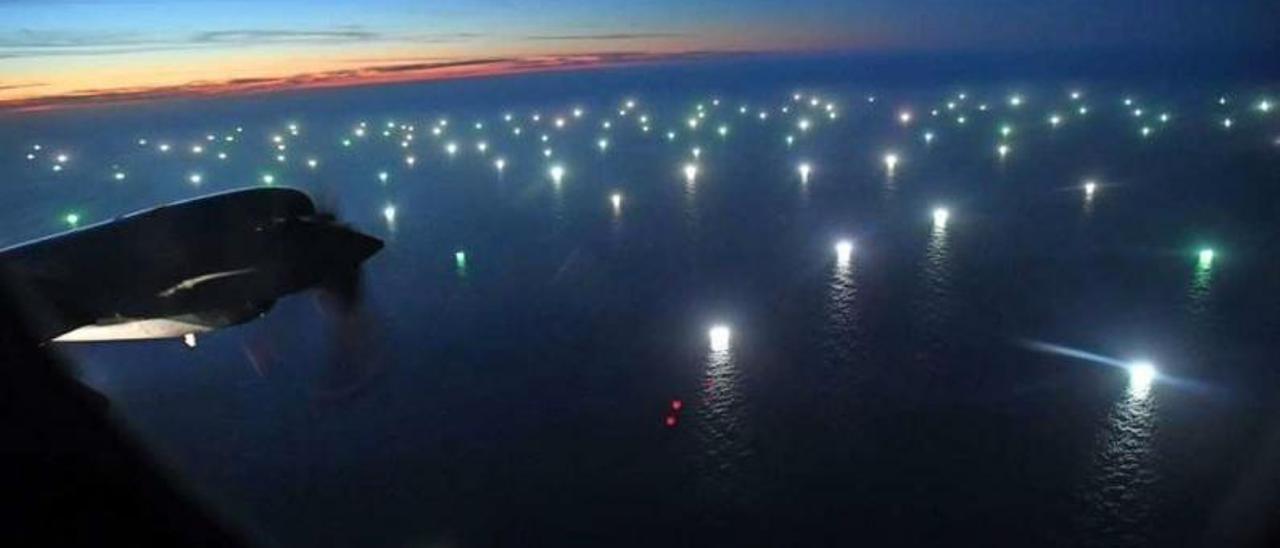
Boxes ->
[2,0,1278,110]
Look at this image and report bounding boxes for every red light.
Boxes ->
[671,399,684,411]
[664,415,678,428]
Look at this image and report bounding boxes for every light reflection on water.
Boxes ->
[912,223,953,365]
[695,347,753,506]
[549,179,566,233]
[1080,383,1159,546]
[1187,264,1214,320]
[818,254,869,410]
[796,178,811,208]
[824,256,863,368]
[881,173,898,202]
[682,178,700,232]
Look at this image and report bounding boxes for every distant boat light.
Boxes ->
[835,240,854,265]
[1198,248,1215,269]
[932,207,950,228]
[1128,361,1157,396]
[709,325,731,352]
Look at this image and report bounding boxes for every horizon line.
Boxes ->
[0,49,756,114]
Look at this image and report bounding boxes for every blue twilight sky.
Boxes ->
[1,0,1276,108]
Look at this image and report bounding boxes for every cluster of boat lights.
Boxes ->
[18,87,1264,403]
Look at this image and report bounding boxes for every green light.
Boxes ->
[64,213,80,227]
[1198,248,1215,269]
[261,173,275,185]
[455,251,467,268]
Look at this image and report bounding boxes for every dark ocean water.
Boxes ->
[3,58,1280,546]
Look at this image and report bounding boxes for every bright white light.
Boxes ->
[573,107,583,118]
[1141,126,1152,138]
[549,164,565,184]
[183,333,197,349]
[158,143,171,152]
[835,240,853,266]
[1259,100,1272,113]
[554,117,565,128]
[798,162,812,183]
[899,111,912,124]
[1009,95,1023,107]
[1049,114,1062,127]
[307,158,318,169]
[785,135,795,146]
[598,138,609,152]
[191,145,204,154]
[683,163,699,183]
[1084,181,1097,196]
[261,174,275,185]
[383,204,397,224]
[883,153,899,174]
[1128,361,1157,397]
[932,207,950,228]
[188,173,202,185]
[610,192,623,211]
[378,171,389,183]
[1223,118,1233,129]
[709,325,731,352]
[405,155,416,166]
[113,171,125,181]
[1070,90,1082,100]
[924,131,935,144]
[477,141,488,153]
[1000,125,1012,137]
[54,153,69,163]
[494,157,506,172]
[445,142,458,155]
[1199,248,1215,268]
[997,144,1010,158]
[717,125,728,137]
[798,118,811,131]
